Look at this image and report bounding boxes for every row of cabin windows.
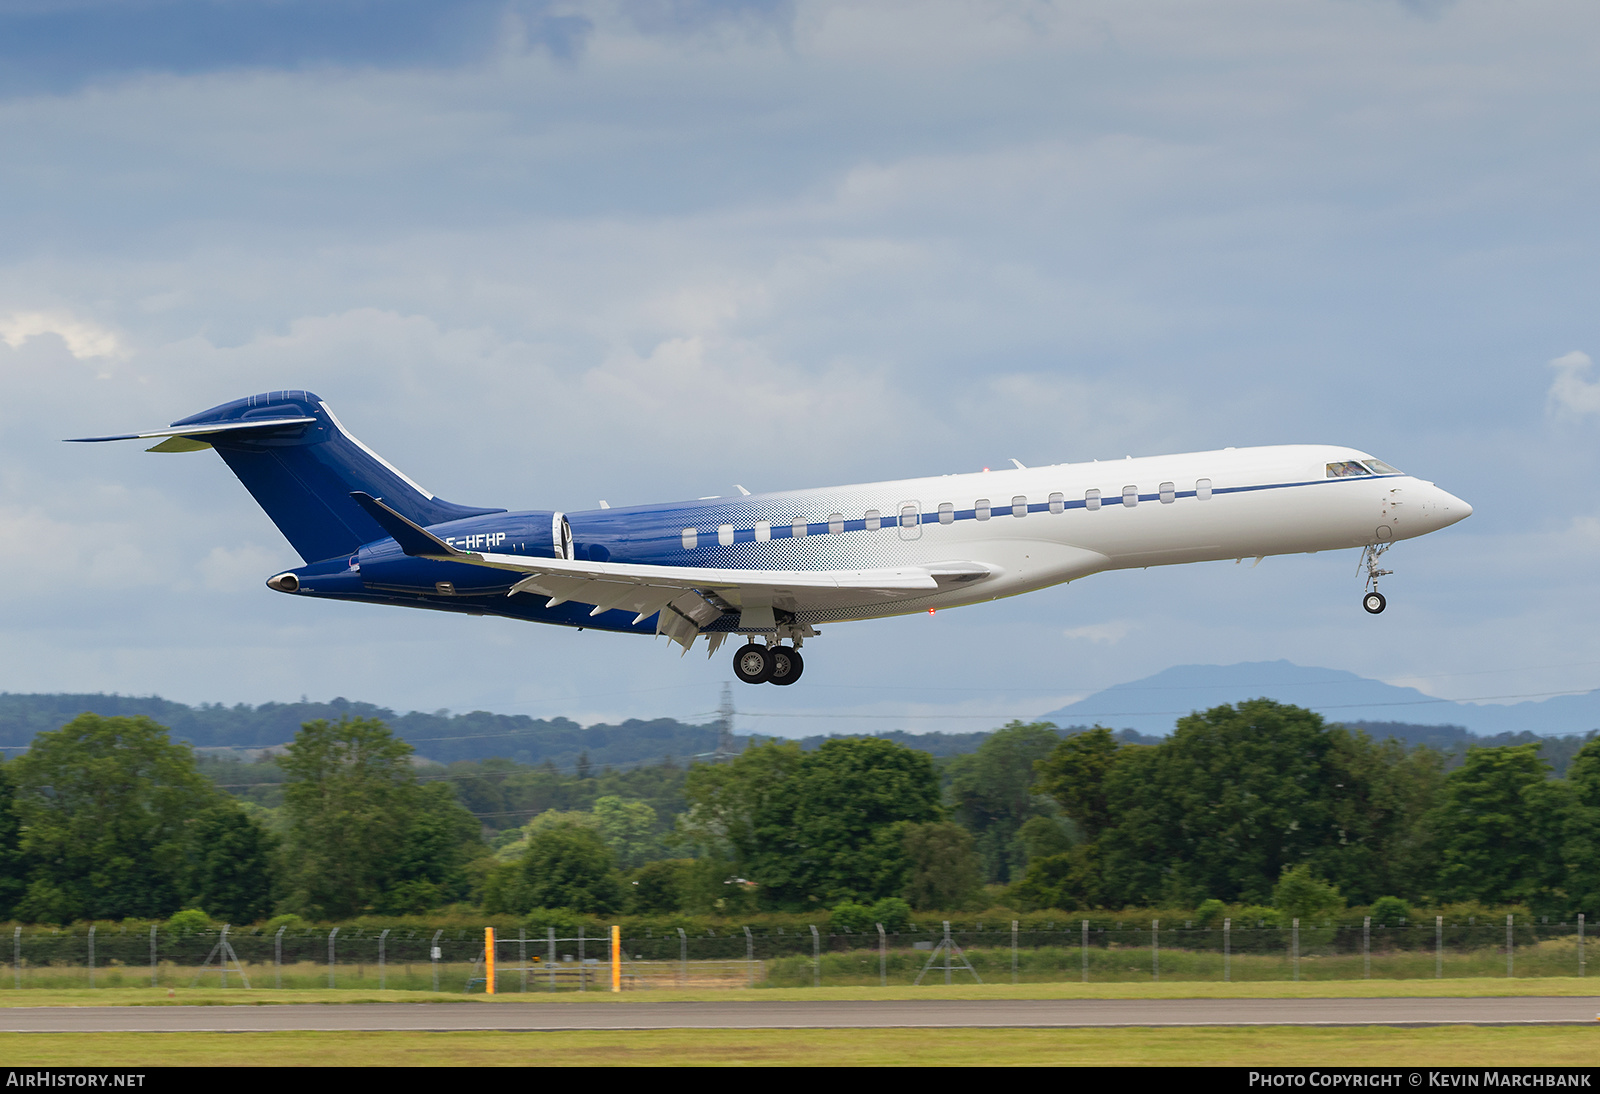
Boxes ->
[678,479,1214,550]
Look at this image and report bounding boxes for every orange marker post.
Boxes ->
[485,926,496,995]
[611,925,622,993]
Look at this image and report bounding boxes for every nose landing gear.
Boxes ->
[1359,542,1393,614]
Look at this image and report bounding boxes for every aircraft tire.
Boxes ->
[1363,591,1387,615]
[733,642,774,684]
[769,647,804,686]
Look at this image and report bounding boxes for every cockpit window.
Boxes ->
[1363,459,1402,475]
[1326,461,1372,478]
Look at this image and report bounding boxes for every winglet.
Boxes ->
[349,492,470,558]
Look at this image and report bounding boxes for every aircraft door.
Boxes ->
[898,500,922,541]
[552,513,575,559]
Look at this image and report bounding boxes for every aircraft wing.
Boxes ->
[484,553,998,648]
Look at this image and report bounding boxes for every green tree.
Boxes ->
[11,715,223,922]
[517,822,623,913]
[628,859,690,915]
[900,821,984,910]
[1034,727,1122,842]
[0,763,25,921]
[184,804,276,924]
[1562,736,1600,914]
[682,738,942,909]
[946,721,1062,883]
[280,716,482,918]
[1427,744,1569,910]
[1272,864,1344,923]
[593,795,659,870]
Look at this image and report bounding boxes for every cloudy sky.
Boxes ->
[2,0,1598,736]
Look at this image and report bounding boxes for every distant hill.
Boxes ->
[1038,660,1600,737]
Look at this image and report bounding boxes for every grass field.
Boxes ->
[0,976,1595,1007]
[0,1026,1595,1066]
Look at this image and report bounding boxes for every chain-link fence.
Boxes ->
[2,915,1589,991]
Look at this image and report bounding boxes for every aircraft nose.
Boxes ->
[1429,485,1472,528]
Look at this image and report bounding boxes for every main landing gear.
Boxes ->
[732,642,805,686]
[1359,542,1393,615]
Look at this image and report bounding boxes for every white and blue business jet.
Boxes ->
[72,391,1472,686]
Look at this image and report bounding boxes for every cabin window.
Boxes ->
[1364,459,1402,475]
[718,524,734,546]
[1159,482,1175,504]
[754,520,771,542]
[828,513,844,534]
[938,502,954,525]
[1012,495,1027,518]
[1122,486,1138,508]
[1085,489,1101,511]
[681,528,697,551]
[1326,460,1372,478]
[865,509,881,531]
[1196,478,1212,500]
[792,519,808,538]
[1048,492,1064,514]
[975,498,991,521]
[900,503,919,528]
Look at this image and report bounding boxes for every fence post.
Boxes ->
[610,925,621,994]
[1292,918,1299,982]
[151,924,159,989]
[1363,916,1371,979]
[1580,914,1586,978]
[1506,914,1514,978]
[810,924,820,988]
[1224,918,1230,982]
[1011,919,1018,985]
[219,925,229,989]
[88,925,95,989]
[578,926,586,992]
[1151,919,1159,982]
[546,927,554,992]
[327,927,339,988]
[431,929,444,993]
[746,925,757,988]
[274,926,285,989]
[519,929,527,994]
[379,928,390,990]
[485,927,496,995]
[878,923,887,987]
[677,927,688,988]
[1081,920,1088,983]
[1436,916,1443,979]
[14,926,21,989]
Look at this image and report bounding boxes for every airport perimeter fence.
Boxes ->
[1,916,1592,991]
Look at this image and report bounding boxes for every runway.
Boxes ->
[2,997,1598,1032]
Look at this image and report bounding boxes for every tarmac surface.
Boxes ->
[2,997,1598,1032]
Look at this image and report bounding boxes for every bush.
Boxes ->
[628,860,689,916]
[1368,896,1410,925]
[830,901,874,933]
[166,908,210,935]
[870,897,914,933]
[1272,865,1344,924]
[1194,899,1226,929]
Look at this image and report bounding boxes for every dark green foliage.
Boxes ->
[279,717,484,918]
[829,900,874,932]
[1033,727,1122,842]
[946,721,1063,883]
[0,764,24,921]
[1561,737,1600,914]
[628,859,690,915]
[11,714,223,923]
[1427,744,1569,911]
[869,897,914,933]
[184,805,276,924]
[900,821,984,910]
[1194,898,1226,929]
[683,738,942,910]
[514,823,623,914]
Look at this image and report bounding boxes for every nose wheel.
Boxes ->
[1359,542,1393,615]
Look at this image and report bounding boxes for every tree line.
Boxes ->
[0,700,1596,924]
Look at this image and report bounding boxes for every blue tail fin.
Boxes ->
[170,391,504,563]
